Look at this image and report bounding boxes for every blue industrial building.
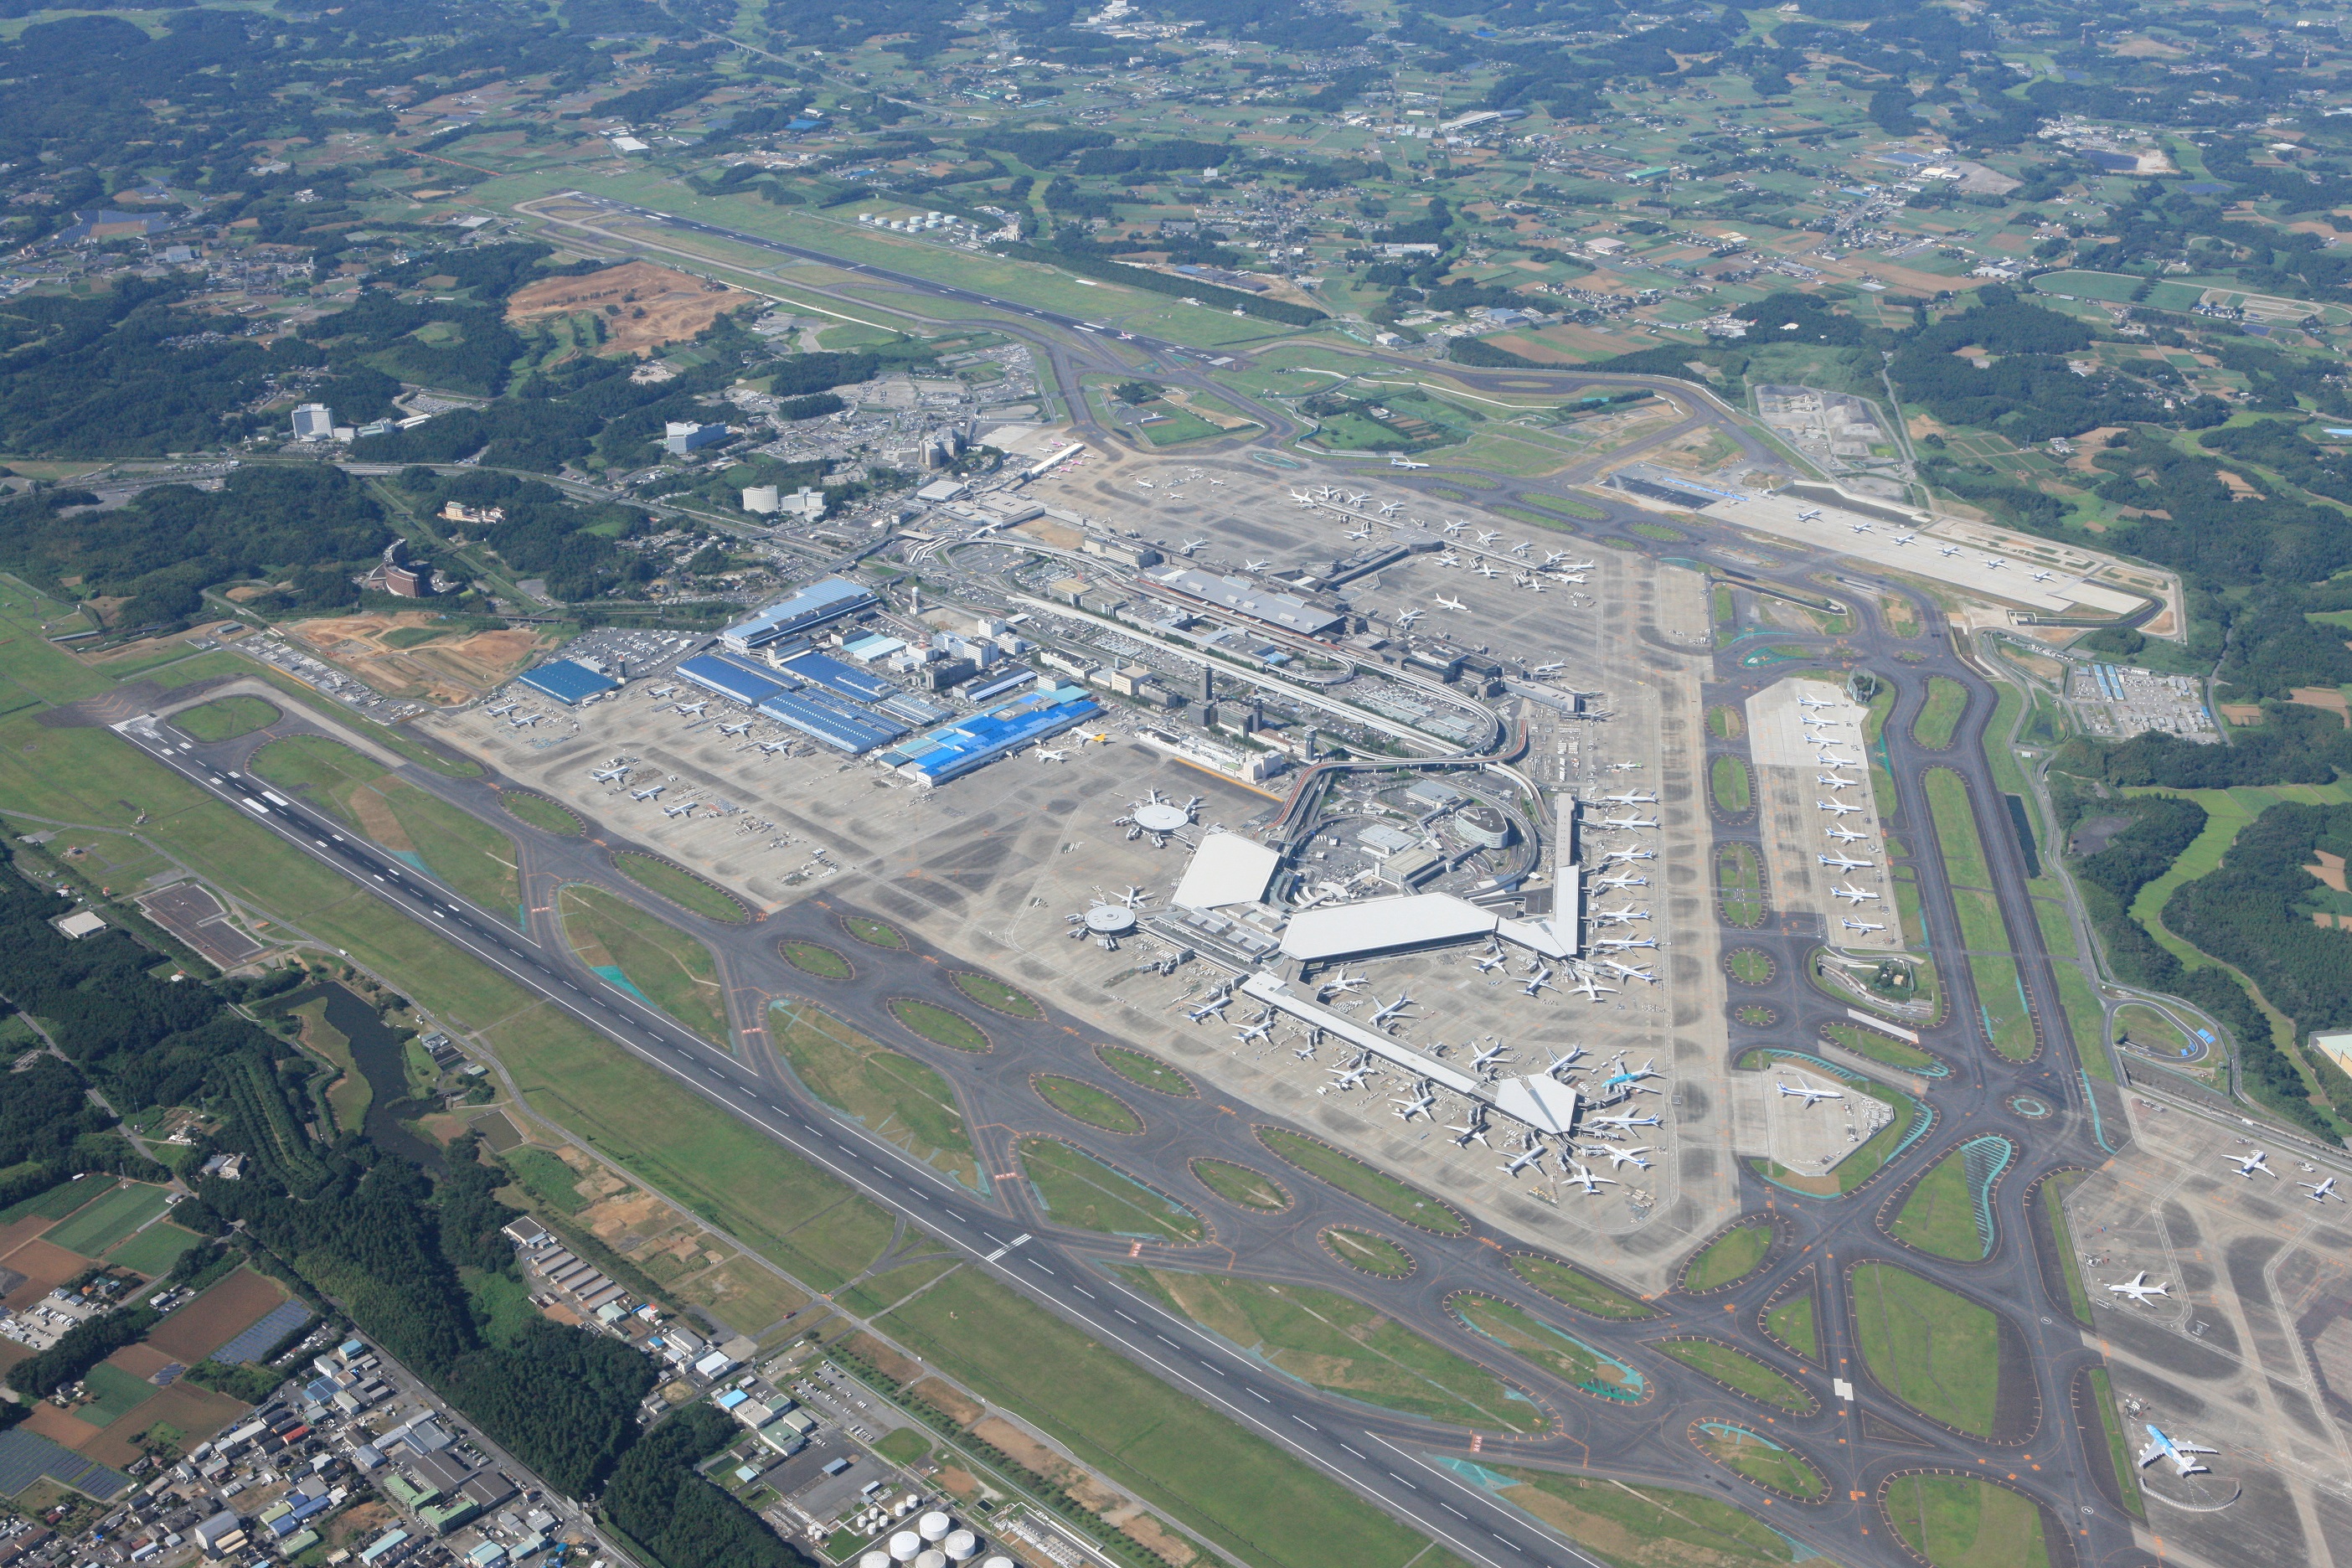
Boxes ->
[778,647,900,704]
[720,579,877,653]
[517,659,620,705]
[756,689,908,753]
[881,685,1101,787]
[675,653,796,707]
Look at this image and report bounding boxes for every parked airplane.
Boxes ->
[630,786,665,802]
[1390,455,1430,468]
[1598,790,1658,806]
[2107,1271,2169,1305]
[1598,846,1657,864]
[1598,1056,1660,1095]
[1795,694,1839,709]
[1593,871,1648,891]
[1825,824,1871,844]
[1500,1143,1549,1179]
[756,740,792,755]
[1586,1111,1661,1132]
[1848,521,1873,535]
[1794,508,1822,521]
[1596,812,1659,831]
[1591,935,1658,952]
[1814,753,1863,769]
[1473,562,1502,579]
[1530,661,1566,676]
[1543,1046,1586,1078]
[662,801,698,818]
[1392,1084,1436,1121]
[1830,884,1880,906]
[1436,552,1462,569]
[1568,975,1617,1002]
[486,702,519,718]
[1562,1157,1617,1195]
[1984,558,2008,570]
[1840,918,1886,934]
[1181,539,1208,553]
[1522,968,1554,997]
[1939,544,1963,557]
[1819,853,1876,874]
[1601,960,1658,985]
[508,714,540,729]
[1442,520,1467,535]
[2137,1426,2218,1479]
[1319,970,1369,998]
[1344,525,1371,540]
[1328,1060,1375,1092]
[1395,608,1424,628]
[1234,1017,1277,1045]
[1475,529,1502,544]
[674,700,709,717]
[1473,947,1509,974]
[646,685,678,699]
[2300,1175,2341,1202]
[1185,997,1230,1023]
[591,766,630,782]
[1591,1143,1652,1170]
[1369,992,1416,1027]
[1289,490,1315,505]
[1819,799,1865,817]
[1377,500,1403,517]
[1472,1040,1513,1073]
[1816,774,1858,792]
[1244,560,1270,572]
[2226,1149,2275,1179]
[1777,1081,1844,1106]
[1447,1119,1491,1148]
[2030,569,2055,582]
[718,722,751,737]
[1436,594,1468,611]
[1034,749,1068,764]
[1592,904,1648,923]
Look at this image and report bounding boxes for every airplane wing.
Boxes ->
[2135,1438,2164,1468]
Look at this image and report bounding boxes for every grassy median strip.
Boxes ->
[560,884,730,1049]
[1926,768,2036,1060]
[1452,1295,1644,1403]
[1189,1158,1290,1211]
[1506,1252,1653,1318]
[1765,1293,1819,1362]
[1655,1340,1814,1414]
[172,694,279,741]
[1911,676,1968,750]
[1032,1075,1143,1134]
[1694,1423,1827,1499]
[1890,1144,1990,1261]
[1018,1138,1201,1243]
[1256,1127,1467,1234]
[613,852,748,923]
[1852,1262,2002,1436]
[1684,1223,1771,1291]
[1097,1045,1194,1096]
[1883,1475,2052,1568]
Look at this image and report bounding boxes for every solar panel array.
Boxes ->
[0,1430,132,1502]
[210,1299,314,1365]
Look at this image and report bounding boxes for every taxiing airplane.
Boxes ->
[2137,1426,2218,1479]
[1390,455,1430,468]
[1820,851,1875,871]
[2226,1149,2275,1179]
[2107,1271,2169,1305]
[1777,1081,1844,1107]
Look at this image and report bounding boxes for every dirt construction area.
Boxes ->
[288,613,551,704]
[505,260,758,356]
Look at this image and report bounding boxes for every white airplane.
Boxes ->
[1447,1119,1491,1148]
[1473,948,1509,974]
[1591,935,1658,952]
[1181,538,1207,553]
[1939,544,1962,558]
[1395,608,1424,628]
[631,786,665,802]
[1442,520,1467,535]
[1328,1060,1375,1092]
[1597,812,1658,831]
[1831,884,1880,905]
[1473,562,1502,579]
[1318,970,1369,998]
[1235,1017,1277,1045]
[486,702,518,718]
[1562,1158,1617,1195]
[1522,968,1554,997]
[1599,847,1656,864]
[1392,1084,1436,1121]
[1569,975,1617,1002]
[2300,1176,2340,1202]
[1819,799,1864,817]
[756,740,792,756]
[1825,824,1870,844]
[674,700,709,717]
[1795,694,1839,709]
[1369,992,1416,1028]
[1590,1143,1652,1170]
[1379,500,1404,516]
[1185,997,1230,1023]
[1475,529,1502,544]
[1598,790,1658,806]
[1135,478,1155,489]
[1794,508,1821,521]
[1593,871,1647,891]
[1984,558,2007,571]
[1436,595,1468,611]
[1346,492,1370,508]
[1530,661,1566,676]
[1244,560,1270,572]
[1586,1111,1661,1132]
[2226,1150,2274,1179]
[1509,539,1532,556]
[1500,1143,1549,1179]
[1390,455,1430,468]
[663,801,698,818]
[1840,919,1885,934]
[2137,1426,2218,1479]
[591,766,630,782]
[1592,904,1648,923]
[718,721,751,736]
[1815,754,1862,769]
[1344,525,1371,541]
[646,685,678,699]
[1848,522,1872,535]
[2030,569,2055,582]
[1436,552,1462,568]
[1542,1046,1586,1078]
[1315,485,1339,500]
[1602,960,1657,984]
[1034,749,1068,763]
[1511,573,1543,591]
[2106,1271,2169,1305]
[1890,533,1916,545]
[1472,1040,1513,1073]
[1820,851,1875,871]
[1816,774,1857,792]
[1777,1081,1844,1106]
[1289,490,1314,505]
[508,714,540,729]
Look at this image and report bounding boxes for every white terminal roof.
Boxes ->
[1493,1075,1581,1137]
[1149,566,1344,637]
[1280,893,1580,962]
[1173,830,1282,910]
[1239,974,1482,1096]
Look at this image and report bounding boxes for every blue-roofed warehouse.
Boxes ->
[720,578,877,654]
[882,685,1101,787]
[675,654,796,708]
[779,648,900,704]
[517,659,620,705]
[757,689,909,754]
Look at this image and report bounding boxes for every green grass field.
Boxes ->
[78,1361,158,1426]
[252,735,521,920]
[43,1181,171,1257]
[1823,1021,1937,1073]
[1031,1075,1143,1134]
[1450,1295,1645,1403]
[1925,770,2035,1060]
[2040,1174,2095,1327]
[1706,705,1742,740]
[1323,1228,1413,1278]
[1479,1467,1798,1567]
[1911,677,1968,750]
[841,915,905,947]
[1019,1138,1202,1243]
[1710,755,1752,815]
[500,792,583,835]
[1765,1293,1819,1362]
[560,885,730,1048]
[1126,1270,1541,1431]
[1097,1046,1194,1096]
[612,853,747,923]
[1190,1159,1290,1211]
[2087,1366,2144,1516]
[868,1266,1474,1568]
[1256,1127,1465,1234]
[1727,948,1775,984]
[170,696,279,742]
[0,1176,115,1225]
[1852,1262,2003,1436]
[106,1221,203,1277]
[772,1001,978,1190]
[950,971,1042,1019]
[1882,1475,2050,1568]
[1694,1423,1826,1498]
[1891,1146,1991,1261]
[1684,1224,1772,1292]
[1507,1253,1653,1318]
[503,1146,590,1213]
[889,998,991,1053]
[1716,843,1766,927]
[1656,1340,1814,1413]
[780,940,854,978]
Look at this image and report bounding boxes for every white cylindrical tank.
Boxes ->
[888,1532,922,1563]
[918,1513,952,1543]
[943,1530,978,1561]
[982,1557,1014,1568]
[859,1555,891,1568]
[916,1552,946,1568]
